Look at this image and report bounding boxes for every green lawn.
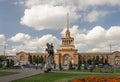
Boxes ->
[62,68,100,72]
[13,72,120,82]
[0,71,19,77]
[62,68,120,73]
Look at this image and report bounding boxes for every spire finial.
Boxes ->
[67,13,69,31]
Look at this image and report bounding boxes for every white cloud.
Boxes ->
[0,34,5,44]
[61,25,81,37]
[19,0,120,8]
[27,34,60,51]
[10,33,30,43]
[20,5,79,30]
[20,0,77,8]
[0,34,6,55]
[9,33,60,55]
[16,0,120,30]
[77,0,120,9]
[61,25,120,52]
[85,26,106,44]
[0,34,5,40]
[84,10,108,22]
[107,26,120,40]
[7,25,120,55]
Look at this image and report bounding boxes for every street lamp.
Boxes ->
[0,43,7,60]
[109,44,116,73]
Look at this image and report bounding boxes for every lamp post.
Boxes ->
[109,44,112,65]
[109,44,115,73]
[0,43,7,60]
[4,44,6,59]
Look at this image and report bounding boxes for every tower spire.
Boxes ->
[67,13,69,31]
[65,13,70,38]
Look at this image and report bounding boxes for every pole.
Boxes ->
[4,44,6,60]
[0,44,7,60]
[109,44,112,65]
[110,44,111,54]
[110,44,115,73]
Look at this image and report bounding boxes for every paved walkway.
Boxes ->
[0,68,43,82]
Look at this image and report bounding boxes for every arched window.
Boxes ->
[115,56,120,65]
[63,54,70,65]
[20,55,25,61]
[28,55,32,64]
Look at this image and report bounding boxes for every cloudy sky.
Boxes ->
[0,0,120,55]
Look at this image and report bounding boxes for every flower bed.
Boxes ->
[72,76,120,82]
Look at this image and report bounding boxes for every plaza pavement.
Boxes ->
[0,68,44,82]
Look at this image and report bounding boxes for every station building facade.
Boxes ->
[16,15,120,66]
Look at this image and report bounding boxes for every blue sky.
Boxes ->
[0,0,120,55]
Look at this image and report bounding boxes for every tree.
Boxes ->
[28,56,32,64]
[43,56,46,64]
[92,56,95,62]
[6,59,10,68]
[95,56,99,65]
[91,56,95,68]
[10,59,14,68]
[59,63,62,71]
[104,59,108,65]
[87,59,92,65]
[36,57,39,64]
[0,60,2,68]
[78,59,82,70]
[39,56,44,63]
[41,56,44,63]
[6,59,14,68]
[84,63,87,70]
[33,56,39,64]
[99,57,104,64]
[69,61,72,70]
[83,59,86,64]
[0,55,6,60]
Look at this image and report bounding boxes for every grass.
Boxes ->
[114,68,120,73]
[13,72,120,82]
[0,71,19,77]
[62,68,120,73]
[61,68,101,73]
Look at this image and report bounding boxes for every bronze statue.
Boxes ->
[46,43,54,57]
[44,43,55,72]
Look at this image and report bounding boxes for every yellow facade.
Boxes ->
[16,14,120,66]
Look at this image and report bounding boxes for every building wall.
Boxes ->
[16,51,48,63]
[16,52,29,62]
[110,51,120,66]
[55,49,78,65]
[16,51,120,66]
[16,14,120,66]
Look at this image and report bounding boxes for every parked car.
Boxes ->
[100,65,113,73]
[98,64,104,68]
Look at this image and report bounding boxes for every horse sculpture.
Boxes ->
[44,43,55,72]
[46,43,54,58]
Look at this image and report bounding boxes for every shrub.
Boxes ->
[72,76,120,82]
[72,78,85,82]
